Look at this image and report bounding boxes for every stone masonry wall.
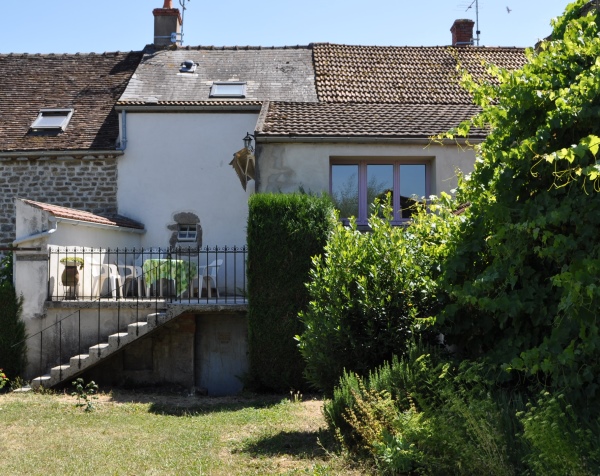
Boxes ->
[0,155,119,248]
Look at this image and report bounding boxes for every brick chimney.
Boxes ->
[153,0,182,47]
[450,19,474,46]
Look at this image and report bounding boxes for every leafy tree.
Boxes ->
[439,0,600,407]
[0,253,26,381]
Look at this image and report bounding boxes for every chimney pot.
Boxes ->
[163,0,173,7]
[450,19,475,46]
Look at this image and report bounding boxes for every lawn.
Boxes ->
[1,388,368,475]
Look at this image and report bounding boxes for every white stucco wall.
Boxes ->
[118,112,258,248]
[257,141,477,196]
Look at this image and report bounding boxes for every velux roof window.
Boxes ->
[30,108,74,132]
[210,82,246,98]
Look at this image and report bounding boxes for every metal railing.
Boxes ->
[48,245,247,304]
[17,245,247,384]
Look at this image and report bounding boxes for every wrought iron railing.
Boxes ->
[16,245,247,385]
[48,246,247,304]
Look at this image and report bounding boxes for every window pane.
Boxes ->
[331,165,359,219]
[400,164,426,219]
[366,164,393,215]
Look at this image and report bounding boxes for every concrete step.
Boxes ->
[108,332,130,346]
[69,354,90,367]
[128,321,149,335]
[30,375,51,389]
[50,364,71,379]
[89,343,109,354]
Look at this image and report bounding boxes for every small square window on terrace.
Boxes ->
[29,108,74,133]
[177,224,198,242]
[210,82,246,98]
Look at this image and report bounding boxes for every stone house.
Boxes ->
[5,1,527,394]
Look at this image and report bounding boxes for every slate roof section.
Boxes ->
[0,52,143,153]
[257,102,487,139]
[21,199,145,230]
[118,46,318,104]
[312,44,527,104]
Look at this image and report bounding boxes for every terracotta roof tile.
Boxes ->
[312,44,526,104]
[21,199,144,230]
[258,102,487,139]
[0,51,143,153]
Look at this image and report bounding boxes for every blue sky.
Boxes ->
[1,0,572,54]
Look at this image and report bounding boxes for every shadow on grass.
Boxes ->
[98,387,288,416]
[235,429,333,459]
[146,398,284,416]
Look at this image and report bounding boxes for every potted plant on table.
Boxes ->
[59,257,84,299]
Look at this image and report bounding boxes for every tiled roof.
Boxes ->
[257,102,487,139]
[0,51,143,153]
[312,44,527,104]
[21,199,145,230]
[118,46,317,104]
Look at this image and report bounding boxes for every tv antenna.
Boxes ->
[464,0,481,46]
[179,0,190,45]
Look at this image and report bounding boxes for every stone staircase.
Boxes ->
[25,311,169,391]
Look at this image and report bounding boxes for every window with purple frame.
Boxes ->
[330,161,428,224]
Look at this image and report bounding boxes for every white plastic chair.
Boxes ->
[115,254,144,297]
[142,249,174,297]
[89,254,122,299]
[200,259,223,298]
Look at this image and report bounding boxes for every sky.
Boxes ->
[0,0,574,54]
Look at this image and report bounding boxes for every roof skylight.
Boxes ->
[30,108,74,132]
[210,82,246,98]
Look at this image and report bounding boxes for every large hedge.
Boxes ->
[0,253,26,382]
[247,193,335,392]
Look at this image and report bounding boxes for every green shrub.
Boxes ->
[518,391,600,475]
[326,347,522,475]
[0,253,26,381]
[298,195,461,393]
[246,192,335,392]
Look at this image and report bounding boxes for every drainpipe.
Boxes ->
[116,110,127,151]
[12,219,58,246]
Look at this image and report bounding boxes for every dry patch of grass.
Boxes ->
[1,389,370,475]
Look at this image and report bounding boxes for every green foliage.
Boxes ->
[298,195,462,393]
[437,1,600,407]
[71,378,99,412]
[0,368,8,390]
[0,253,27,380]
[326,347,520,475]
[246,192,335,392]
[518,390,600,475]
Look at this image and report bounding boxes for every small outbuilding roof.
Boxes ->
[20,199,145,230]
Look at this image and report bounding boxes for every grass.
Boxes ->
[0,388,369,475]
